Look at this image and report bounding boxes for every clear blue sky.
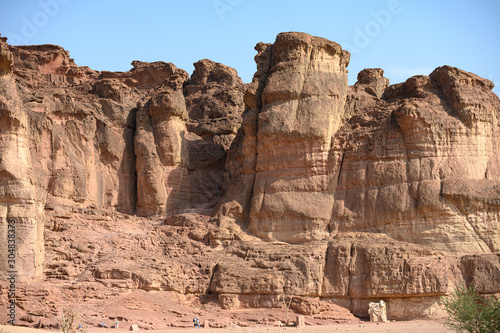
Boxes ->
[1,0,499,95]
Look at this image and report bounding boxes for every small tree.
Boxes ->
[441,285,500,333]
[60,308,87,333]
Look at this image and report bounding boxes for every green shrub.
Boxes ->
[441,285,500,333]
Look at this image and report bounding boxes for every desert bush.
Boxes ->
[441,285,500,333]
[60,308,87,333]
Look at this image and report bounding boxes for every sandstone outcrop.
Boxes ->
[332,66,500,253]
[0,39,243,282]
[207,231,498,319]
[0,35,44,282]
[218,33,351,242]
[134,59,244,216]
[217,33,500,254]
[0,32,499,328]
[185,58,245,149]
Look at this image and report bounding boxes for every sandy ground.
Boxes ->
[1,320,453,333]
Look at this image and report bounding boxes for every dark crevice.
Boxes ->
[207,263,219,294]
[337,152,345,189]
[115,105,137,215]
[129,107,138,215]
[321,244,331,298]
[328,150,345,233]
[348,242,355,313]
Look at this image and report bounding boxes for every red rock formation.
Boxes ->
[0,32,499,328]
[212,32,500,319]
[217,33,352,242]
[218,33,500,253]
[0,36,44,282]
[134,59,244,216]
[332,66,500,253]
[0,37,244,283]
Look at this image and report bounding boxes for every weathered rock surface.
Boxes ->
[0,35,44,282]
[218,33,351,242]
[217,33,500,254]
[185,58,245,149]
[332,66,500,253]
[0,32,499,328]
[0,38,243,283]
[134,59,244,216]
[208,231,498,319]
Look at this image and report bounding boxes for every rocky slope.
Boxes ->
[0,32,499,329]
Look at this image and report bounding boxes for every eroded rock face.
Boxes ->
[185,59,245,149]
[332,66,500,253]
[218,32,351,242]
[134,59,244,216]
[0,38,245,282]
[250,33,350,241]
[209,32,500,319]
[0,36,13,76]
[220,33,500,252]
[353,68,389,99]
[0,36,44,282]
[217,33,500,253]
[0,32,498,325]
[134,68,191,216]
[207,232,498,319]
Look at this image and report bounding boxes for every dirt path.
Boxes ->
[2,320,454,333]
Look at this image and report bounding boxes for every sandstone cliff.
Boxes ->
[217,33,500,253]
[0,32,499,328]
[0,35,244,282]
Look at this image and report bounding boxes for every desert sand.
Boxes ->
[2,320,454,333]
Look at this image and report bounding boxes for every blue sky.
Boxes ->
[0,0,499,95]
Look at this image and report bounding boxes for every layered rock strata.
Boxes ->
[0,36,244,282]
[0,32,498,325]
[218,33,500,254]
[209,233,500,318]
[333,66,500,253]
[218,33,352,242]
[0,36,44,282]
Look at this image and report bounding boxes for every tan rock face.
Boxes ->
[0,37,44,283]
[218,32,351,242]
[135,69,191,216]
[209,32,499,319]
[218,33,500,253]
[185,58,245,149]
[332,66,500,253]
[352,68,389,99]
[207,232,498,319]
[0,36,13,76]
[0,40,244,281]
[322,234,448,299]
[135,59,244,216]
[0,32,499,325]
[251,33,350,242]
